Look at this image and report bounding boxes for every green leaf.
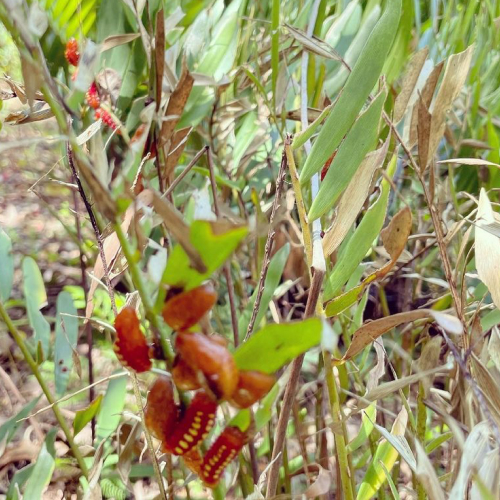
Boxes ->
[238,243,290,337]
[233,318,323,373]
[229,409,252,432]
[54,291,78,395]
[255,383,280,431]
[324,155,396,301]
[308,88,386,220]
[347,403,377,453]
[23,429,57,500]
[0,396,41,446]
[162,220,248,291]
[96,373,128,441]
[74,395,103,436]
[22,257,50,358]
[0,227,14,301]
[298,0,401,183]
[6,464,35,500]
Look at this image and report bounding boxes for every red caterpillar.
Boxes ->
[144,376,178,442]
[95,108,119,131]
[163,391,217,456]
[86,82,100,109]
[201,426,248,488]
[113,307,151,373]
[162,283,217,331]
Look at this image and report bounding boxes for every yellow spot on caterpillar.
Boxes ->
[189,429,198,436]
[207,419,214,427]
[196,411,204,417]
[208,413,215,418]
[192,423,201,429]
[203,471,209,477]
[179,440,189,449]
[175,447,183,454]
[184,434,194,443]
[204,464,212,471]
[194,416,201,423]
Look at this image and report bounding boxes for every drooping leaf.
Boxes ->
[0,396,41,446]
[22,257,50,358]
[74,395,104,437]
[233,318,324,374]
[161,220,248,291]
[54,291,78,395]
[0,227,14,302]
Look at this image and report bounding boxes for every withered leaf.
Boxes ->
[380,205,412,261]
[101,33,141,52]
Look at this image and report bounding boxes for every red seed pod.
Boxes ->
[172,356,202,391]
[65,38,80,66]
[163,391,217,456]
[113,307,152,373]
[200,426,248,488]
[229,370,276,409]
[144,376,178,442]
[175,331,239,400]
[95,108,119,131]
[86,82,100,109]
[162,283,217,331]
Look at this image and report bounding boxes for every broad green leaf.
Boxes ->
[0,227,14,301]
[162,220,248,291]
[255,383,280,431]
[238,243,290,337]
[22,257,50,358]
[233,318,323,373]
[96,373,127,441]
[231,112,259,172]
[324,155,396,301]
[308,88,386,220]
[298,0,401,182]
[0,396,41,446]
[347,403,377,453]
[229,409,252,432]
[23,429,57,500]
[357,407,408,500]
[74,394,103,436]
[54,291,78,395]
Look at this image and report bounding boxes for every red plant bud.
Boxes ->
[65,38,80,66]
[162,283,217,331]
[175,331,239,400]
[201,426,248,488]
[113,307,152,373]
[163,391,217,456]
[144,376,178,442]
[230,370,276,409]
[86,82,100,109]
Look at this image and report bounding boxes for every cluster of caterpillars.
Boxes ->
[113,283,274,487]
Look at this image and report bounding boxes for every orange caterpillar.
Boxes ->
[144,376,178,442]
[113,307,151,373]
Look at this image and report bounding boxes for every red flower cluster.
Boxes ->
[64,38,119,132]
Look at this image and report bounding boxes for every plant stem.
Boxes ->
[0,300,89,477]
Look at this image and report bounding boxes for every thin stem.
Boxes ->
[245,146,288,341]
[0,300,89,477]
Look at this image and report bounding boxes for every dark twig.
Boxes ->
[72,188,95,440]
[164,146,208,198]
[206,147,240,347]
[245,149,288,341]
[67,144,117,315]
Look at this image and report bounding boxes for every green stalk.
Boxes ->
[323,353,355,500]
[0,300,89,477]
[416,383,427,500]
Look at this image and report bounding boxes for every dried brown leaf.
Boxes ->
[155,9,165,109]
[417,96,431,171]
[415,441,446,500]
[150,191,206,273]
[416,336,442,397]
[341,309,462,361]
[471,354,500,427]
[394,46,429,123]
[475,189,500,309]
[438,158,500,167]
[380,205,412,261]
[304,464,332,498]
[285,23,342,60]
[428,46,474,164]
[322,140,389,257]
[159,60,194,148]
[101,33,141,52]
[163,126,192,181]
